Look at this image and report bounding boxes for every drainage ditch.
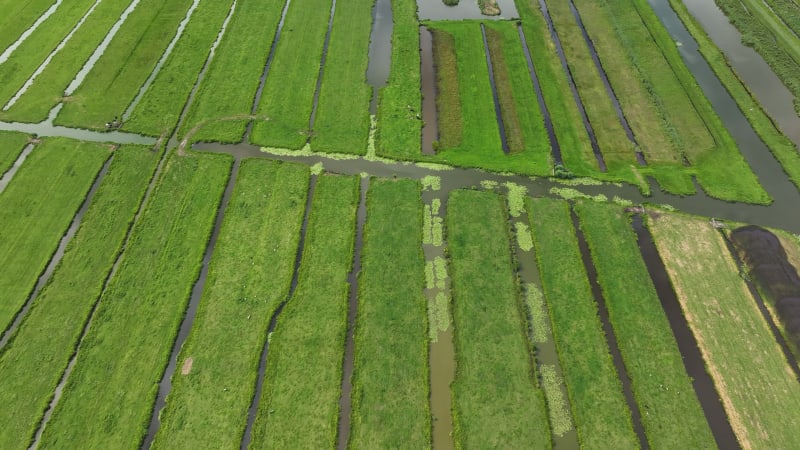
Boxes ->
[0,143,36,193]
[0,0,65,65]
[480,24,509,154]
[307,0,338,142]
[420,26,438,156]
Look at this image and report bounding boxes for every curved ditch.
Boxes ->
[244,0,292,141]
[716,227,800,381]
[240,174,317,450]
[3,0,103,111]
[365,0,392,113]
[569,206,649,449]
[307,0,338,142]
[0,0,64,65]
[420,26,438,156]
[535,0,607,171]
[0,152,113,351]
[563,0,646,166]
[141,156,241,449]
[123,0,202,122]
[0,142,36,193]
[480,24,509,155]
[28,144,170,450]
[336,176,368,449]
[517,25,562,166]
[630,213,740,449]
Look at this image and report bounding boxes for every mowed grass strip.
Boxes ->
[310,0,372,155]
[430,27,461,149]
[38,152,232,449]
[152,159,309,448]
[250,0,334,149]
[350,178,430,448]
[1,0,134,123]
[123,0,236,136]
[649,212,800,449]
[0,0,58,52]
[251,174,358,448]
[527,197,638,448]
[178,0,287,143]
[574,201,715,449]
[375,0,420,159]
[485,25,526,154]
[0,131,32,176]
[0,146,160,449]
[447,189,550,448]
[55,0,194,129]
[0,137,109,333]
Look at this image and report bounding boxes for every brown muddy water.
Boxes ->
[480,24,509,154]
[420,26,438,156]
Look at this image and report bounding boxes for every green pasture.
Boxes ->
[0,0,57,52]
[0,131,31,176]
[430,27,461,149]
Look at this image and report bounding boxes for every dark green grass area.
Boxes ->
[0,131,32,176]
[0,0,99,108]
[762,0,800,38]
[251,174,358,448]
[0,138,109,334]
[37,152,231,449]
[0,146,160,450]
[54,0,194,130]
[178,0,286,144]
[527,197,638,448]
[350,178,430,448]
[0,0,133,123]
[574,201,715,449]
[310,0,372,155]
[668,0,800,192]
[375,0,421,159]
[430,27,462,149]
[0,0,57,51]
[152,159,309,448]
[485,26,526,153]
[123,0,236,136]
[249,0,333,149]
[447,189,550,448]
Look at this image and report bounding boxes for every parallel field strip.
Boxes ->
[0,131,33,179]
[0,0,61,54]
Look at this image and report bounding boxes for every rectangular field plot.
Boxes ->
[37,152,232,448]
[0,145,160,449]
[250,174,358,448]
[649,212,800,449]
[350,178,430,448]
[0,137,109,334]
[151,159,310,448]
[527,197,638,448]
[574,201,715,448]
[447,189,550,448]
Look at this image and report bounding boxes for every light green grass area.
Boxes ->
[152,159,309,448]
[178,0,285,143]
[375,0,421,159]
[0,0,58,51]
[0,137,108,333]
[649,212,800,449]
[527,197,637,448]
[123,0,235,136]
[0,0,133,123]
[55,0,194,129]
[0,131,31,176]
[38,152,231,448]
[574,201,715,449]
[250,0,333,149]
[0,0,99,107]
[0,145,159,449]
[251,174,358,448]
[762,0,800,38]
[350,178,430,448]
[447,189,550,448]
[310,0,372,155]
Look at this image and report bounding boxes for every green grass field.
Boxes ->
[152,159,309,448]
[0,0,58,52]
[55,0,194,129]
[37,152,231,448]
[249,0,333,149]
[0,131,31,176]
[0,145,159,449]
[574,201,715,449]
[447,189,550,448]
[350,178,430,448]
[178,0,285,143]
[0,137,109,334]
[430,27,461,149]
[649,212,800,449]
[527,197,638,448]
[310,0,372,154]
[250,174,358,448]
[123,0,235,136]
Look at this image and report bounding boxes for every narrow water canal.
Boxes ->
[365,0,392,113]
[420,26,438,156]
[480,24,509,154]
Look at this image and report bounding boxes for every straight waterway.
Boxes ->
[0,0,64,65]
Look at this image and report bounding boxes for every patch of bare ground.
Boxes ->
[181,357,193,375]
